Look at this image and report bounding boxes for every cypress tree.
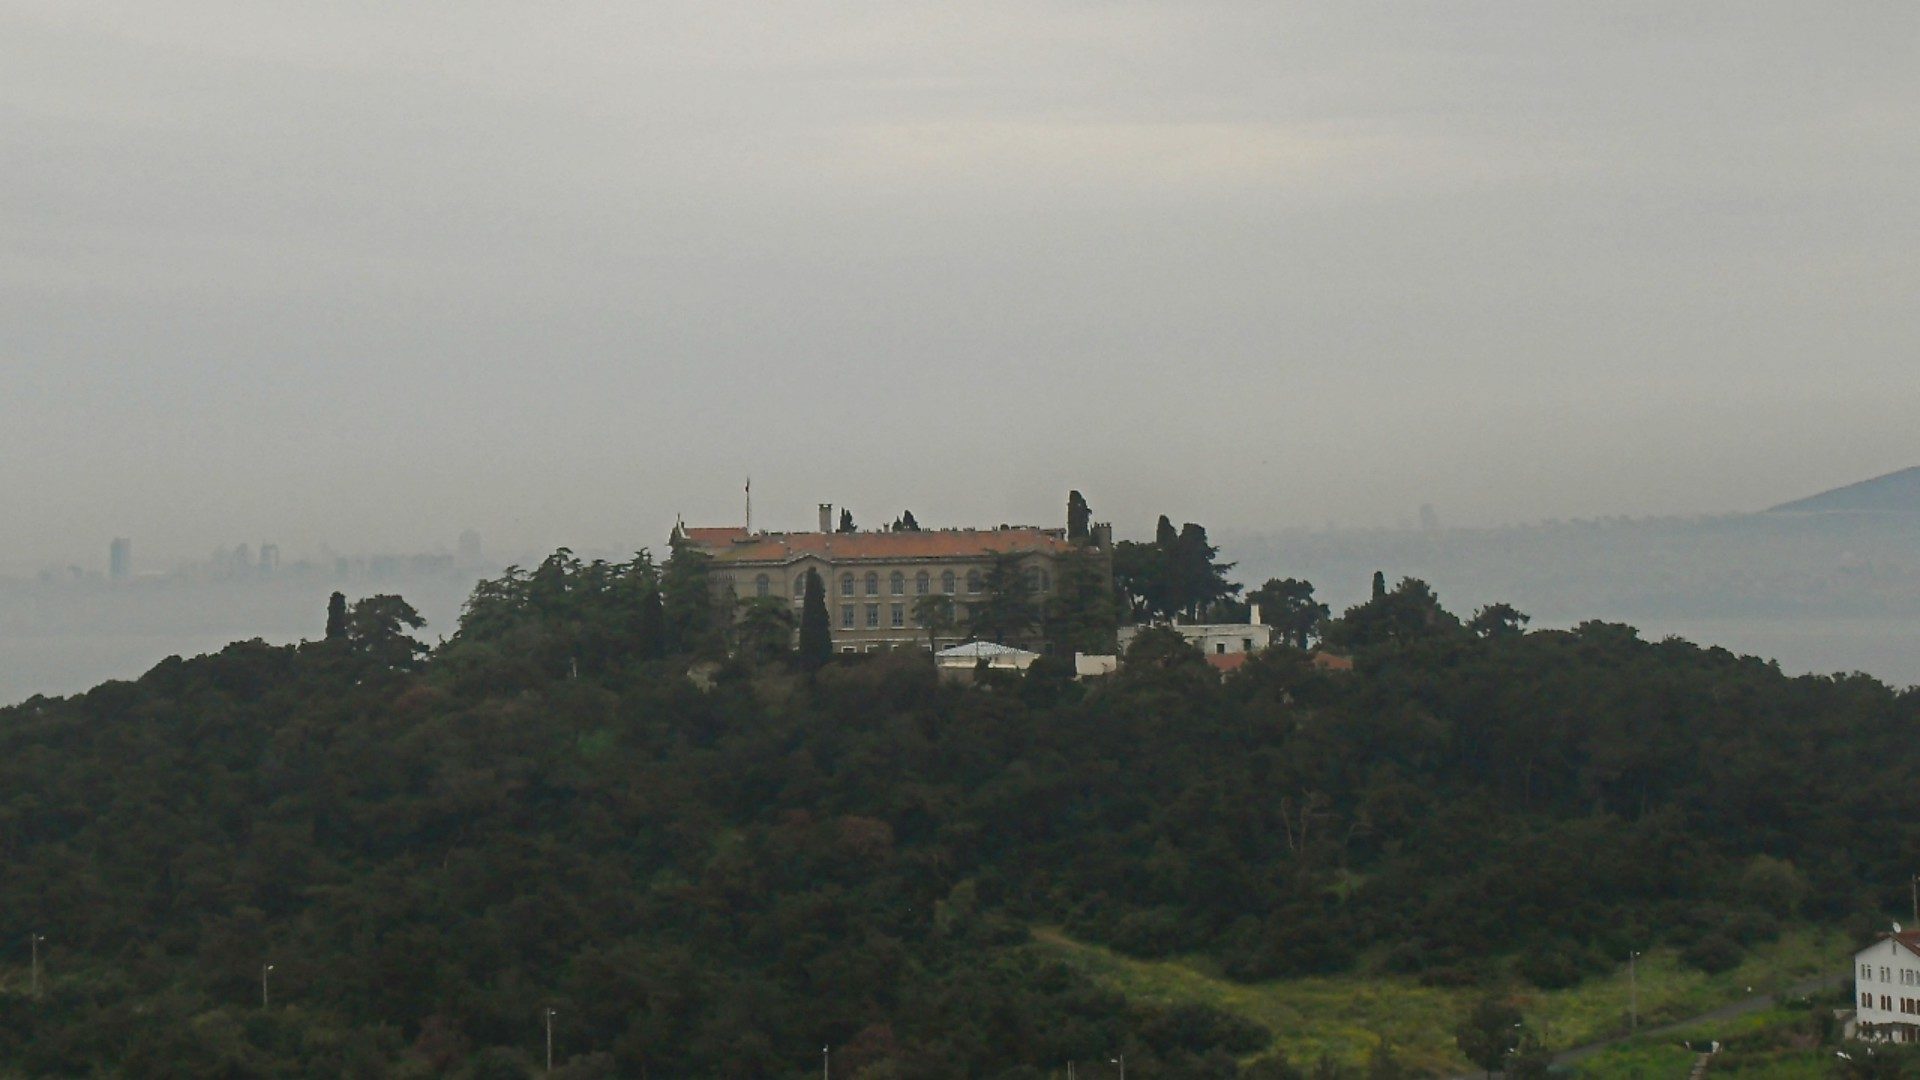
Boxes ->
[798,569,831,671]
[1067,490,1091,541]
[325,591,348,640]
[1372,570,1388,601]
[838,509,856,533]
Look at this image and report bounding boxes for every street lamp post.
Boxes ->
[29,934,44,998]
[823,1044,830,1080]
[262,963,274,1008]
[1111,1054,1125,1080]
[545,1008,556,1073]
[1628,951,1641,1031]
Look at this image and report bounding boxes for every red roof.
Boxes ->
[1205,652,1252,673]
[682,527,1073,564]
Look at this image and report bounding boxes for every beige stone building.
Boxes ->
[679,502,1103,653]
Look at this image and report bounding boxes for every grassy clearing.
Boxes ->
[1030,927,1847,1076]
[1566,1007,1830,1080]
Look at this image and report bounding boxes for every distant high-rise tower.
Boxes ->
[109,537,132,581]
[458,529,483,566]
[258,543,281,574]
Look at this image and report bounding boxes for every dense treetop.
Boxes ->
[0,542,1914,1077]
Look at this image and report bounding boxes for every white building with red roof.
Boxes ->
[1854,929,1920,1042]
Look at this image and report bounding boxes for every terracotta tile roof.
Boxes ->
[1310,651,1355,672]
[1205,651,1252,673]
[683,527,1073,564]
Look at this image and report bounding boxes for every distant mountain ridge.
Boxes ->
[1768,466,1920,514]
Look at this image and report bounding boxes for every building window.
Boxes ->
[755,574,770,597]
[841,646,857,654]
[966,570,982,593]
[890,571,905,595]
[916,571,929,594]
[841,574,855,597]
[1243,638,1254,651]
[1024,568,1040,590]
[1216,643,1227,654]
[865,571,879,595]
[841,605,855,628]
[942,570,956,594]
[793,575,807,597]
[891,603,904,628]
[866,604,880,628]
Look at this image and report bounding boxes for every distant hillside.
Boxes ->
[1769,466,1920,514]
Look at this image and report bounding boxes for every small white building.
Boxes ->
[935,641,1042,675]
[1853,930,1920,1043]
[1117,605,1275,658]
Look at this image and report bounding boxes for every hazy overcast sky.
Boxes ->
[4,1,1916,567]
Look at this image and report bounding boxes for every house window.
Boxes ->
[890,571,905,595]
[841,605,854,628]
[793,575,807,597]
[915,571,929,594]
[1243,638,1254,651]
[891,603,904,628]
[1216,643,1227,654]
[755,574,770,597]
[866,604,880,628]
[841,574,855,597]
[1863,993,1874,1009]
[967,570,982,593]
[942,570,956,594]
[865,571,879,595]
[841,646,856,654]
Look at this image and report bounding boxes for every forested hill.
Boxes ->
[1,557,1917,1077]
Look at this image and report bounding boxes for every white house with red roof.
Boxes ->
[1854,929,1920,1042]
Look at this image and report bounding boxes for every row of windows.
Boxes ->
[1862,964,1920,985]
[840,603,971,629]
[751,567,1053,598]
[1860,992,1920,1015]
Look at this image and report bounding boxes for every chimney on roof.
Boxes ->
[819,503,833,533]
[1250,603,1261,626]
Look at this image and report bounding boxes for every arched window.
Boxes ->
[755,574,770,597]
[793,574,807,597]
[915,571,930,595]
[941,570,956,594]
[966,570,982,593]
[890,571,905,595]
[841,573,855,597]
[1023,568,1040,590]
[865,571,880,595]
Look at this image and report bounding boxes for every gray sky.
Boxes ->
[4,1,1916,567]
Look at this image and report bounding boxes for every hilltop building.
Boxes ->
[1117,605,1276,657]
[109,538,132,581]
[677,498,1111,654]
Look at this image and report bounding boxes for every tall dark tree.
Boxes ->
[1045,545,1118,654]
[344,594,428,670]
[1112,540,1170,621]
[1155,514,1179,550]
[1172,522,1238,618]
[912,592,957,651]
[1067,490,1091,541]
[1467,602,1530,639]
[900,510,920,531]
[966,551,1039,645]
[325,591,348,641]
[798,569,831,671]
[1371,570,1388,601]
[838,509,856,533]
[662,532,719,656]
[1248,578,1330,650]
[734,596,796,665]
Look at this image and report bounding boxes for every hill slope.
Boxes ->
[1768,466,1920,514]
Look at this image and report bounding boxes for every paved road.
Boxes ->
[1450,973,1846,1077]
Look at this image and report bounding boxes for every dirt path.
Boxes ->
[1449,973,1844,1077]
